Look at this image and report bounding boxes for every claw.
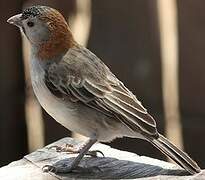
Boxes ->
[42,165,57,173]
[47,144,76,153]
[86,150,104,157]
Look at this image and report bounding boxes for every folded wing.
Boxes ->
[44,48,158,137]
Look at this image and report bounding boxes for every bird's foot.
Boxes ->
[49,144,104,157]
[49,143,77,153]
[44,138,100,174]
[86,150,104,157]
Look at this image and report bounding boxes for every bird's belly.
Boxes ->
[31,77,93,136]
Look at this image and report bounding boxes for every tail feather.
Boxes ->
[149,134,200,174]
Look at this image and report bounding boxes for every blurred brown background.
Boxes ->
[1,0,205,169]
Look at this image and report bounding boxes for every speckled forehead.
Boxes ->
[22,6,58,19]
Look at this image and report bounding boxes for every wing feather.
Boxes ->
[81,78,157,134]
[105,93,156,127]
[111,83,147,113]
[103,98,156,135]
[70,84,94,103]
[83,80,107,98]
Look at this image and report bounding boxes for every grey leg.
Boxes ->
[43,138,97,173]
[69,138,97,169]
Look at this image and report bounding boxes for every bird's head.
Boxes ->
[7,5,75,60]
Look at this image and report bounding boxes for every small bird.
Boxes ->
[7,5,200,174]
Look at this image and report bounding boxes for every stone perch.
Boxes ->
[0,137,204,179]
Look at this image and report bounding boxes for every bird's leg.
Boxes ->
[43,138,98,173]
[49,143,78,153]
[49,140,104,157]
[68,138,97,169]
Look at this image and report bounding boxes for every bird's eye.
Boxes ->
[27,21,34,27]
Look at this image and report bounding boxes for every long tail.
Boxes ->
[148,134,200,174]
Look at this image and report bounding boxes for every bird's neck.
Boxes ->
[33,28,76,61]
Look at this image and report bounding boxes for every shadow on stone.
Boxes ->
[52,157,188,179]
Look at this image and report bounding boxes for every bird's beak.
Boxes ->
[7,14,23,27]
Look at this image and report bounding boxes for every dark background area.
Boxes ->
[0,0,205,169]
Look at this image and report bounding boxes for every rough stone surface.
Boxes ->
[0,137,203,179]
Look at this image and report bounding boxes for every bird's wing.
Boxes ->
[44,47,158,137]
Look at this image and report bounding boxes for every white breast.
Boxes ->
[29,58,81,133]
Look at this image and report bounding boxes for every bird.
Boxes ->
[7,5,200,175]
